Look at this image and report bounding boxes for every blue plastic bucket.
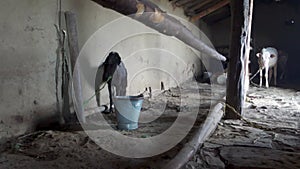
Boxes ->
[113,96,144,130]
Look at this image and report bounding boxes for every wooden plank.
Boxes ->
[188,0,215,12]
[191,0,230,21]
[65,12,86,123]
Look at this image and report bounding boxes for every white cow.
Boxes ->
[256,47,278,88]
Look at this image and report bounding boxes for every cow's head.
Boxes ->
[257,48,276,60]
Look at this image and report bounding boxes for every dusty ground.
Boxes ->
[185,86,300,169]
[0,82,299,169]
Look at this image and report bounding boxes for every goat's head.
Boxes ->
[103,51,122,81]
[104,52,121,65]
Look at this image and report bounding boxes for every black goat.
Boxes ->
[95,52,127,113]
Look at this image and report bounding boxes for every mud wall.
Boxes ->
[0,0,214,138]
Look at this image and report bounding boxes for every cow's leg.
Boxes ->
[259,69,263,87]
[265,66,269,88]
[274,64,277,86]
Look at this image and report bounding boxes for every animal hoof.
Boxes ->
[101,105,111,114]
[101,110,111,114]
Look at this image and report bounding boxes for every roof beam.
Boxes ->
[91,0,226,61]
[188,0,215,12]
[191,0,230,21]
[174,0,194,7]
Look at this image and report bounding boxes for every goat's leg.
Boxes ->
[274,64,277,86]
[119,87,126,96]
[265,66,269,88]
[107,80,113,113]
[95,87,101,107]
[259,69,263,87]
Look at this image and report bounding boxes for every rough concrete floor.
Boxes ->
[185,86,300,169]
[0,82,299,169]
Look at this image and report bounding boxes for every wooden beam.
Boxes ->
[188,0,214,12]
[91,0,226,61]
[174,0,194,7]
[205,12,231,25]
[191,0,230,21]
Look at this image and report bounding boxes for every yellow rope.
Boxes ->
[83,76,112,107]
[224,102,272,130]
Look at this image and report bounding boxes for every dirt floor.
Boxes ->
[0,81,299,169]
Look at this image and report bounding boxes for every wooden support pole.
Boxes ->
[65,12,86,123]
[191,0,230,21]
[225,0,244,119]
[225,0,253,119]
[241,0,253,106]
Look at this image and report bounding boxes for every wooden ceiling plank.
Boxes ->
[191,0,230,21]
[175,0,195,7]
[188,0,215,12]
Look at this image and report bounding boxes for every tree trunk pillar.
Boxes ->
[225,0,253,119]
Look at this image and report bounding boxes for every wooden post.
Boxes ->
[225,0,253,119]
[65,12,86,123]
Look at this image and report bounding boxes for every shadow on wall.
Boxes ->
[32,103,79,131]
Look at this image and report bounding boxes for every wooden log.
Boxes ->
[91,0,226,61]
[163,102,224,169]
[191,0,230,21]
[225,0,244,119]
[65,12,86,123]
[225,0,253,119]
